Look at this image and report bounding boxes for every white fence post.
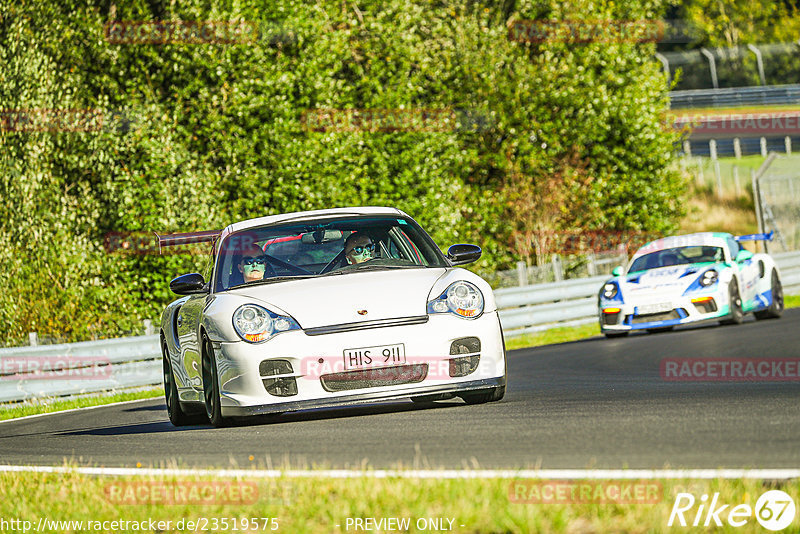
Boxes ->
[143,319,154,336]
[28,332,38,347]
[587,252,597,277]
[552,255,563,282]
[516,261,527,287]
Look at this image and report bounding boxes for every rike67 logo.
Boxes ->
[668,490,796,530]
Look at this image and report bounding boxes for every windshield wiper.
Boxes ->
[238,275,316,287]
[353,263,422,271]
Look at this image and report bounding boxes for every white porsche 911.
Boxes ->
[598,232,783,337]
[158,207,506,426]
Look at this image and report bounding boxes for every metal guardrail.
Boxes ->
[1,252,799,403]
[670,83,800,109]
[0,335,161,403]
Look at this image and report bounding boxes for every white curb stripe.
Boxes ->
[0,465,798,479]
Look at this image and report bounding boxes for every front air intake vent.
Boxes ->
[259,359,293,376]
[260,359,297,397]
[449,337,481,355]
[320,364,428,392]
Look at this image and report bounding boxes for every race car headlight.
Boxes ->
[233,304,300,343]
[602,283,618,299]
[427,281,484,319]
[699,269,718,287]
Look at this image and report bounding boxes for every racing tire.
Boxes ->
[603,332,629,338]
[162,339,200,426]
[460,385,505,405]
[720,279,744,325]
[202,334,229,428]
[754,269,784,320]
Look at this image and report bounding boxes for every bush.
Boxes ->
[0,0,684,344]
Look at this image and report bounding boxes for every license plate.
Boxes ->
[638,302,673,315]
[343,343,406,370]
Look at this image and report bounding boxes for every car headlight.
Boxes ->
[427,281,484,319]
[602,282,618,299]
[699,269,718,287]
[232,304,300,343]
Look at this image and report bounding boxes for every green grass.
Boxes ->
[785,295,800,309]
[682,154,800,199]
[0,470,795,533]
[0,388,162,421]
[506,323,601,351]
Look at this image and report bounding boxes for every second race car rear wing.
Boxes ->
[734,231,774,242]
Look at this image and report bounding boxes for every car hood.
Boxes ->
[620,264,720,298]
[228,268,449,328]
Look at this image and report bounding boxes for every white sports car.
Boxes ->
[159,207,506,426]
[599,232,783,337]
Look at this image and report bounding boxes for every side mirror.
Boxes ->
[447,244,482,265]
[612,266,623,277]
[170,273,208,295]
[735,249,754,262]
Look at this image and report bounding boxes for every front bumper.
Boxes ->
[223,376,505,416]
[209,311,506,416]
[599,288,731,332]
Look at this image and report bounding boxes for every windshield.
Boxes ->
[214,216,448,291]
[628,246,724,273]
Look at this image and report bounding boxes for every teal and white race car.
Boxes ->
[598,232,784,337]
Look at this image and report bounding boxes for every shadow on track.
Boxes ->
[61,398,469,434]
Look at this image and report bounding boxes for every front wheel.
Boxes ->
[202,335,229,428]
[720,278,744,325]
[754,269,784,320]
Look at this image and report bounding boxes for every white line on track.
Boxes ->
[0,465,799,479]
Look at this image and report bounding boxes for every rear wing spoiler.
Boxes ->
[155,230,221,254]
[734,231,774,242]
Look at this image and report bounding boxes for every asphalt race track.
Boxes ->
[2,310,799,470]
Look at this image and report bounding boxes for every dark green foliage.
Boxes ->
[0,0,684,344]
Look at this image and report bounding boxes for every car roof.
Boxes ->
[633,232,731,258]
[219,206,408,241]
